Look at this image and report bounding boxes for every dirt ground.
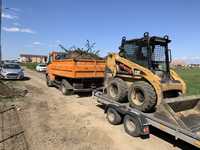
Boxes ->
[0,69,196,150]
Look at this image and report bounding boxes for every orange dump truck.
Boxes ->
[46,51,105,94]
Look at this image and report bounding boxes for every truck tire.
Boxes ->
[46,75,54,87]
[60,79,73,95]
[128,81,157,112]
[124,115,141,137]
[106,107,122,125]
[107,78,128,102]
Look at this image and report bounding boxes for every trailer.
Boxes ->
[93,90,200,149]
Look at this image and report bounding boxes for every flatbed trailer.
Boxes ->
[93,90,200,149]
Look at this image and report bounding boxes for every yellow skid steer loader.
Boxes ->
[105,32,186,112]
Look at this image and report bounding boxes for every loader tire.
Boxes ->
[107,78,128,102]
[104,67,113,88]
[128,81,157,112]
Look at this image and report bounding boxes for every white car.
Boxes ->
[36,64,47,72]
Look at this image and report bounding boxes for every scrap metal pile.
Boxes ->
[58,44,103,60]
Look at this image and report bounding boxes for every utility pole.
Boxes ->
[0,0,2,64]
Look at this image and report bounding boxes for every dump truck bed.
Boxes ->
[48,59,105,78]
[93,90,200,148]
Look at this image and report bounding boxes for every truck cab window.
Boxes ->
[48,55,52,64]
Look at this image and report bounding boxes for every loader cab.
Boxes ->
[119,32,171,79]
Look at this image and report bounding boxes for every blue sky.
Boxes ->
[2,0,200,61]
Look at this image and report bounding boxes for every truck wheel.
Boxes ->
[128,81,157,112]
[60,80,73,95]
[46,75,53,87]
[107,78,128,102]
[106,107,122,125]
[124,115,141,137]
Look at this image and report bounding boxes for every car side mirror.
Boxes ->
[168,49,172,63]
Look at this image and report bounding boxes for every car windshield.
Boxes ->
[39,64,46,67]
[3,64,21,69]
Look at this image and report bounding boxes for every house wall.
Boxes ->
[20,56,47,63]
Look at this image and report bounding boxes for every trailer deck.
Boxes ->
[93,90,200,149]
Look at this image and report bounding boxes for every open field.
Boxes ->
[176,68,200,95]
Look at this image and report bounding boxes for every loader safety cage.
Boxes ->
[93,90,200,149]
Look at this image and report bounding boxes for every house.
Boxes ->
[170,59,187,68]
[188,64,200,68]
[20,54,47,63]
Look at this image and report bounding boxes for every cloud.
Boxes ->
[55,40,61,43]
[33,42,41,45]
[2,13,18,20]
[175,56,200,64]
[13,22,21,26]
[9,8,21,12]
[3,27,35,34]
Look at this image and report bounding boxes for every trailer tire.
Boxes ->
[60,79,73,95]
[124,115,141,137]
[46,75,54,87]
[106,107,122,125]
[128,81,157,112]
[107,78,128,102]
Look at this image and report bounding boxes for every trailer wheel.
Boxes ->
[106,107,122,125]
[60,80,73,95]
[46,75,53,87]
[128,81,157,112]
[124,115,141,137]
[107,78,128,102]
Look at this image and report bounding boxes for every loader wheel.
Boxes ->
[60,80,73,95]
[46,75,53,87]
[107,78,128,102]
[128,81,157,112]
[106,107,122,125]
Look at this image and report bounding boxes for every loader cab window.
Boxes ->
[123,43,148,67]
[151,45,167,72]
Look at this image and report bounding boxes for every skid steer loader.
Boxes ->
[105,32,187,112]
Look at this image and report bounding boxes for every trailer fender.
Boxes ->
[104,104,120,114]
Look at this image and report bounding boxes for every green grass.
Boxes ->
[21,62,38,70]
[176,68,200,95]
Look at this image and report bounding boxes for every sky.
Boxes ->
[2,0,200,61]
